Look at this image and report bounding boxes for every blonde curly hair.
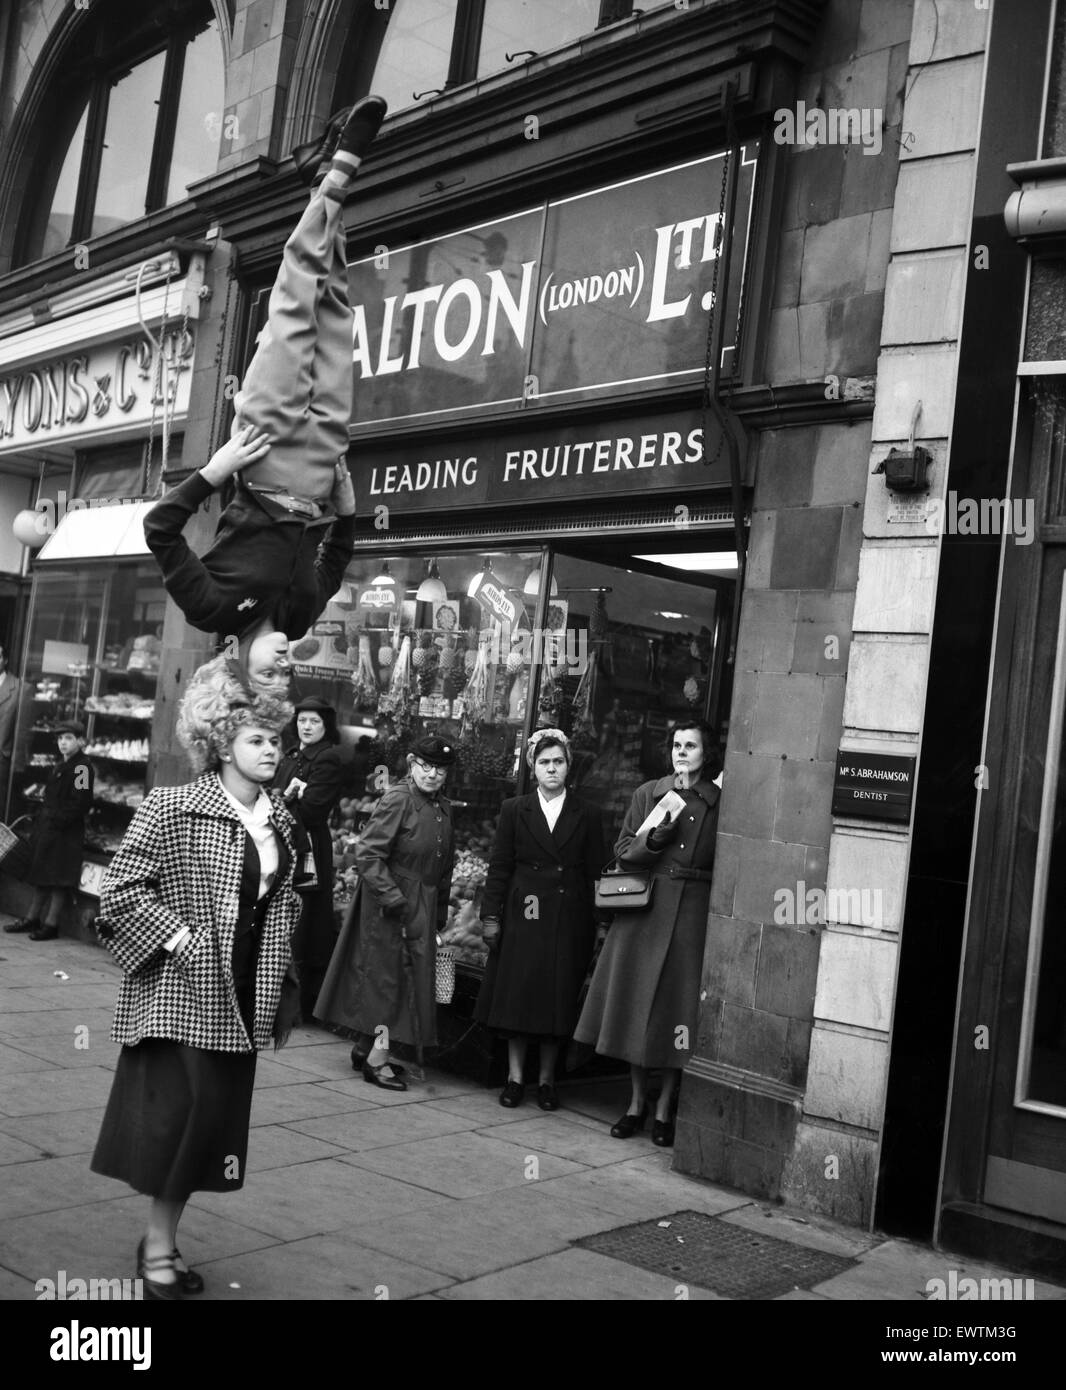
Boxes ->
[177,654,293,775]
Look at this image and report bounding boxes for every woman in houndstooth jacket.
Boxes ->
[90,665,299,1300]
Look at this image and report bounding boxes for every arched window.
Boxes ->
[17,0,224,266]
[341,0,628,118]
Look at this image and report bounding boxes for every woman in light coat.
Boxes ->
[90,664,298,1299]
[315,735,455,1092]
[574,718,722,1147]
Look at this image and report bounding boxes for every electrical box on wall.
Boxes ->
[874,444,933,494]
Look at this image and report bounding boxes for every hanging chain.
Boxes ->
[207,261,238,460]
[144,258,173,496]
[701,86,743,468]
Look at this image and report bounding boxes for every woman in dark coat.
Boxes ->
[315,735,456,1092]
[274,697,346,1019]
[574,718,722,1147]
[90,663,298,1299]
[3,719,94,942]
[475,729,606,1111]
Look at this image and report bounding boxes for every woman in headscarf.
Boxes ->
[90,667,298,1298]
[475,729,607,1111]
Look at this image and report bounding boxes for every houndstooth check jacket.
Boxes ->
[97,772,300,1052]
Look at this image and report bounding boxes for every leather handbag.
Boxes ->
[594,860,653,912]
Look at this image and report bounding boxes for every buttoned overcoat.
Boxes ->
[27,752,94,887]
[574,774,720,1067]
[315,776,453,1046]
[475,792,605,1037]
[97,772,300,1052]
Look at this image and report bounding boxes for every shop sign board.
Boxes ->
[0,327,194,454]
[348,147,758,430]
[352,408,731,514]
[832,750,916,823]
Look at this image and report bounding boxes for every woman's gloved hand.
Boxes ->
[481,917,501,951]
[646,810,680,851]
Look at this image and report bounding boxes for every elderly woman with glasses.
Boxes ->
[315,736,456,1091]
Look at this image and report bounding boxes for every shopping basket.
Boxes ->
[0,815,34,880]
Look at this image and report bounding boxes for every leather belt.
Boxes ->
[654,864,715,882]
[245,483,328,520]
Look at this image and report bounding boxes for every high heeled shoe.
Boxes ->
[610,1106,648,1138]
[136,1238,182,1301]
[171,1247,204,1295]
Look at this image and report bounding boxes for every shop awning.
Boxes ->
[36,501,154,561]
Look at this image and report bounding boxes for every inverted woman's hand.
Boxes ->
[202,425,272,486]
[332,461,356,517]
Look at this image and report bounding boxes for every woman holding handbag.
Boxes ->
[274,697,346,1020]
[573,718,722,1147]
[474,729,607,1111]
[90,666,299,1299]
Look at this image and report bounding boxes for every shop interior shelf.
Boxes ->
[85,710,154,721]
[86,754,148,764]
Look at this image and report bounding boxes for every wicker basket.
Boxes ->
[0,817,33,880]
[435,945,458,1005]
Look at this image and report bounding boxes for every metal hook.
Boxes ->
[908,400,923,453]
[505,50,537,64]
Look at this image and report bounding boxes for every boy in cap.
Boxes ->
[143,96,388,677]
[4,720,93,941]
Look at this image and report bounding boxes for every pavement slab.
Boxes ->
[188,1157,454,1240]
[414,1089,546,1127]
[248,1082,381,1127]
[258,1042,356,1079]
[719,1202,878,1259]
[437,1246,726,1300]
[0,1067,115,1118]
[5,1034,122,1070]
[0,1153,129,1221]
[245,1123,349,1171]
[533,1154,754,1223]
[339,1129,589,1198]
[346,1183,634,1281]
[318,1072,483,1108]
[282,1100,484,1152]
[477,1112,659,1167]
[0,1107,106,1158]
[0,1130,45,1165]
[194,1232,454,1300]
[0,1042,62,1075]
[0,1265,38,1300]
[811,1237,1066,1301]
[0,1008,116,1041]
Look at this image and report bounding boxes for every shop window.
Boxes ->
[17,1,223,265]
[11,564,165,868]
[286,542,732,966]
[345,0,634,116]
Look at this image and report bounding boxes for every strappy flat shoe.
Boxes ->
[136,1238,182,1301]
[171,1247,204,1295]
[363,1058,407,1092]
[350,1046,404,1076]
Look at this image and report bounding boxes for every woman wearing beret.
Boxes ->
[273,697,346,1020]
[573,718,722,1147]
[90,667,299,1298]
[315,735,456,1091]
[3,719,94,942]
[475,729,607,1110]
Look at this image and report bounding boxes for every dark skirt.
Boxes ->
[90,1039,258,1199]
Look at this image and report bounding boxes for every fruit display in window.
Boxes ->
[350,636,378,708]
[378,635,412,716]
